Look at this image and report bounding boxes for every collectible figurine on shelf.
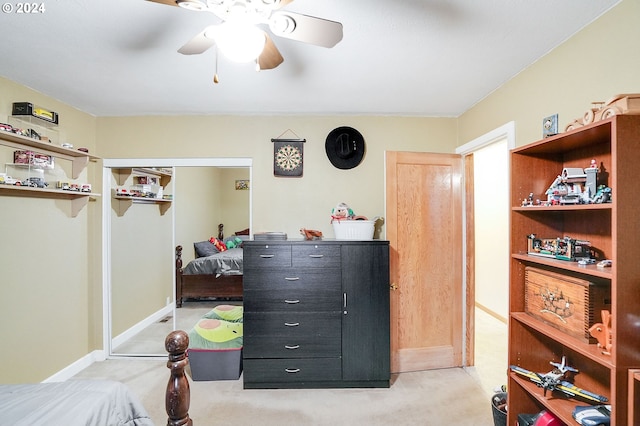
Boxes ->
[510,357,609,404]
[589,310,612,356]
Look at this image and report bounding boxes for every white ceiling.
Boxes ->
[0,0,620,117]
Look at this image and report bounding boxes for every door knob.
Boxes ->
[389,283,398,290]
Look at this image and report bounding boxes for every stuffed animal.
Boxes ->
[300,228,323,240]
[331,202,355,223]
[209,237,228,252]
[225,236,243,249]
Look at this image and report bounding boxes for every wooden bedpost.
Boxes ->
[165,330,192,426]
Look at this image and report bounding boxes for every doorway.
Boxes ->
[102,158,252,357]
[456,122,513,393]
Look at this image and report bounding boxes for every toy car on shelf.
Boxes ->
[3,175,22,185]
[597,259,612,268]
[22,177,48,188]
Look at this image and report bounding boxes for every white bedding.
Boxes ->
[0,380,154,426]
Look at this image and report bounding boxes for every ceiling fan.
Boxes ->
[148,0,343,71]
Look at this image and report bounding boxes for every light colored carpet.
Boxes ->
[113,301,241,355]
[75,306,506,425]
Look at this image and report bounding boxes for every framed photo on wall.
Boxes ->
[235,179,249,190]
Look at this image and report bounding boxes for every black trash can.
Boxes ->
[491,392,507,426]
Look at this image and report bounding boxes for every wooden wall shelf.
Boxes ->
[0,130,100,217]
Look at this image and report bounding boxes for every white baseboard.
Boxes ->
[43,304,174,382]
[42,350,105,383]
[111,304,174,349]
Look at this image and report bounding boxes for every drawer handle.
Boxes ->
[308,254,324,258]
[259,254,275,258]
[284,322,300,327]
[284,277,300,281]
[284,345,300,350]
[285,368,300,374]
[284,299,300,304]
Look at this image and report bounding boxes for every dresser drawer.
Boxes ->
[244,312,341,337]
[292,245,341,268]
[243,358,342,383]
[244,288,342,312]
[244,312,342,358]
[244,244,291,269]
[243,270,341,291]
[244,334,341,358]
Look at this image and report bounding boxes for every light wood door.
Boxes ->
[386,151,463,372]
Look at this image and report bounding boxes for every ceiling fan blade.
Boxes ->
[178,26,217,55]
[258,33,284,70]
[146,0,179,7]
[269,12,343,48]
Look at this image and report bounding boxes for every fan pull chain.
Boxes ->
[213,47,220,84]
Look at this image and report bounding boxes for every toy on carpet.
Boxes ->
[300,228,323,240]
[202,305,243,322]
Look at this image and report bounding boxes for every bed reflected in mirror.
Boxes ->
[105,159,251,357]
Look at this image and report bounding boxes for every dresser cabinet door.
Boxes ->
[341,243,390,382]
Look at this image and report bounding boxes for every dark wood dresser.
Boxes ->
[242,239,390,389]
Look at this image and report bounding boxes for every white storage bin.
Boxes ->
[332,220,375,240]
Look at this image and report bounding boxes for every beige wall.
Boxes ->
[473,139,509,319]
[218,168,250,238]
[96,115,456,238]
[0,78,100,383]
[1,0,637,383]
[458,0,640,146]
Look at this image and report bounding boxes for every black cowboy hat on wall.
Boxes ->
[325,126,366,170]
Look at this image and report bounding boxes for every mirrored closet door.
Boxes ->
[103,158,252,357]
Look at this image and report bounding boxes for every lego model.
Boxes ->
[523,160,611,207]
[527,234,592,262]
[510,357,609,404]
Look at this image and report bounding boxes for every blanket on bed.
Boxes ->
[183,247,243,276]
[0,379,154,426]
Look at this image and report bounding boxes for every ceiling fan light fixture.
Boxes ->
[176,0,207,11]
[216,22,266,63]
[270,14,296,35]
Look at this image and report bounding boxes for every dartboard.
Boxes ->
[273,141,304,177]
